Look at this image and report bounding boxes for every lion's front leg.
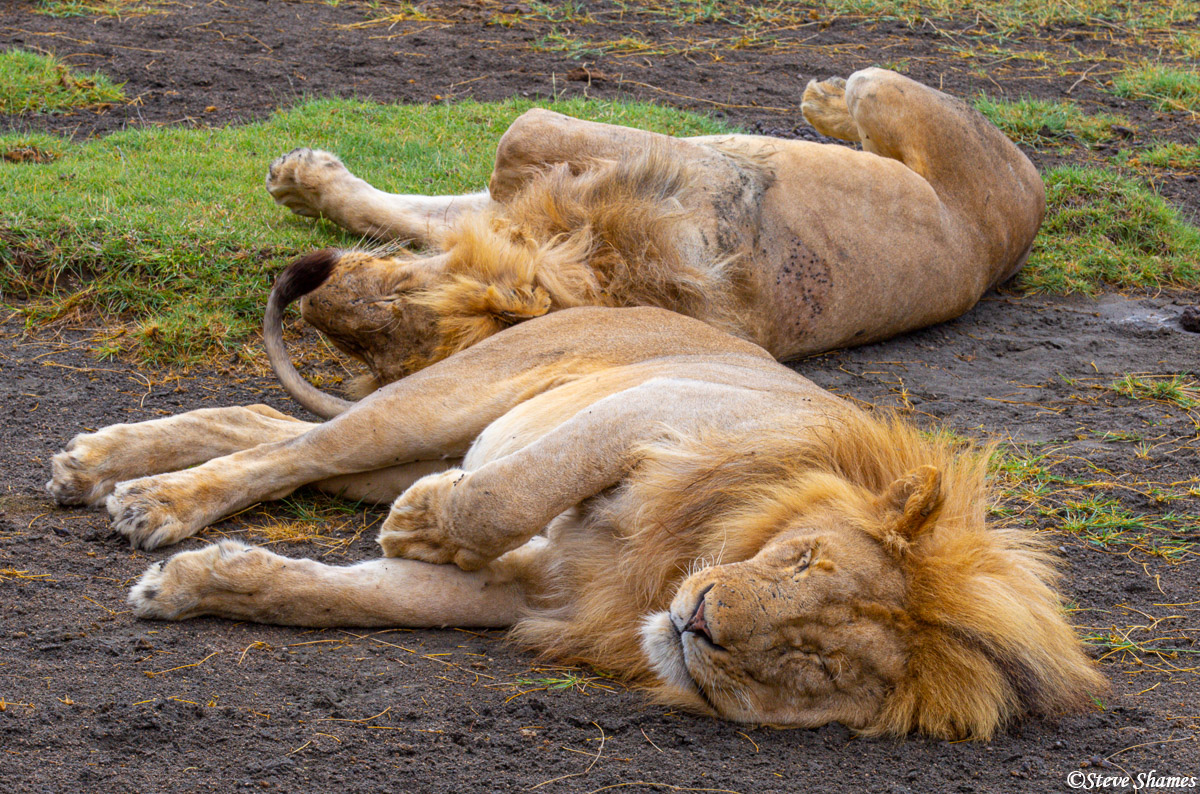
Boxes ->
[376,380,737,571]
[265,147,492,243]
[130,539,533,628]
[47,405,313,508]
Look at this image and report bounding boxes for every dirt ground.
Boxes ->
[2,1,1199,791]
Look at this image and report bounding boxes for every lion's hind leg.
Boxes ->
[47,405,313,508]
[815,67,1044,282]
[130,539,534,628]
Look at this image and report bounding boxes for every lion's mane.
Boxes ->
[510,408,1106,740]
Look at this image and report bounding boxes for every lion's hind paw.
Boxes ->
[107,477,199,551]
[129,541,253,620]
[801,77,859,142]
[46,434,125,507]
[47,448,105,507]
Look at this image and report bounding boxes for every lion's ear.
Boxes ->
[877,465,943,555]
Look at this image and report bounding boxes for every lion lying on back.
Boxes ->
[262,68,1044,418]
[47,307,1103,739]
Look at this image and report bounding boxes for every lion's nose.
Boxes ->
[684,593,713,643]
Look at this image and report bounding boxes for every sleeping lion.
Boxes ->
[47,307,1103,739]
[262,68,1045,418]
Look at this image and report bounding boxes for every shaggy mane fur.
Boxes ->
[413,146,747,362]
[511,408,1106,740]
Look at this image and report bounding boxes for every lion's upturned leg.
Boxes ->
[128,538,541,627]
[266,148,492,243]
[487,108,733,203]
[799,77,859,142]
[802,68,1044,280]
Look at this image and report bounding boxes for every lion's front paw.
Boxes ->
[107,476,203,551]
[801,77,859,142]
[265,147,353,219]
[129,540,254,620]
[46,432,127,507]
[377,469,490,570]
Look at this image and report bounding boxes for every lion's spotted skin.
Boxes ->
[49,306,1103,739]
[263,69,1045,400]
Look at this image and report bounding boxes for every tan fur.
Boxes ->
[49,307,1102,739]
[264,69,1045,406]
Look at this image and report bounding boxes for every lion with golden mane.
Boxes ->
[48,304,1103,739]
[260,68,1045,418]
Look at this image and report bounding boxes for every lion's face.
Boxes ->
[640,515,909,728]
[299,251,441,392]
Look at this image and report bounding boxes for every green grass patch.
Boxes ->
[1017,166,1200,294]
[0,96,729,367]
[992,446,1199,561]
[1111,64,1200,112]
[1130,139,1200,170]
[1058,495,1196,561]
[35,0,164,17]
[358,0,1200,57]
[1111,373,1199,408]
[515,0,1199,36]
[1175,31,1200,58]
[974,95,1127,147]
[813,0,1199,32]
[0,49,125,114]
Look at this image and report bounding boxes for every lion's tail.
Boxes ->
[264,249,354,419]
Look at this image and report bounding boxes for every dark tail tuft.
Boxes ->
[273,249,340,303]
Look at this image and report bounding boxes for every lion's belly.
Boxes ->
[752,146,983,360]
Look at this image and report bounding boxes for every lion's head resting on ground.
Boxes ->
[518,414,1106,740]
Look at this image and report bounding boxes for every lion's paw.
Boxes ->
[46,446,106,507]
[107,476,201,551]
[46,432,129,507]
[801,77,859,142]
[265,147,353,219]
[129,540,253,620]
[378,469,489,570]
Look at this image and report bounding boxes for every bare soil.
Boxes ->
[2,2,1199,791]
